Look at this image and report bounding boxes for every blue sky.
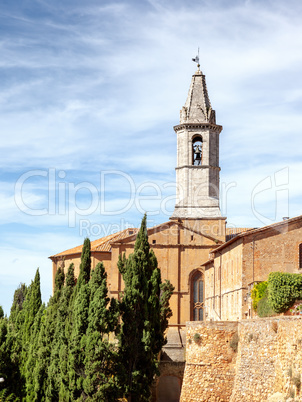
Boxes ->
[1,0,302,314]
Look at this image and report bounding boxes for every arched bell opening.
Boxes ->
[192,136,203,166]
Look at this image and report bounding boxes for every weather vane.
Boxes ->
[192,48,200,69]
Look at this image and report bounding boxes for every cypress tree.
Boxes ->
[66,238,91,400]
[0,226,174,401]
[77,238,91,289]
[10,269,42,397]
[24,304,45,401]
[9,283,28,328]
[45,266,70,401]
[0,314,20,400]
[83,262,119,401]
[117,215,174,402]
[25,267,65,401]
[3,272,42,400]
[68,282,90,400]
[22,269,42,346]
[21,269,42,360]
[56,264,76,401]
[6,283,28,399]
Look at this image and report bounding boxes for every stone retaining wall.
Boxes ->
[230,318,278,401]
[180,321,238,401]
[274,318,302,399]
[180,317,302,402]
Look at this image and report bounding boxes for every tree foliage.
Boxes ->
[1,216,174,401]
[117,214,174,401]
[83,262,120,401]
[0,315,20,400]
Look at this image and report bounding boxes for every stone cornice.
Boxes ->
[173,123,223,133]
[175,165,221,171]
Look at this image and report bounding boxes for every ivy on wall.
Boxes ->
[251,272,302,316]
[268,272,302,313]
[251,281,268,311]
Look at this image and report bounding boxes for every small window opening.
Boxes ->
[152,240,156,244]
[192,136,203,166]
[191,235,194,241]
[299,243,302,269]
[129,230,134,235]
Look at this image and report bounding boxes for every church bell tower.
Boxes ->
[171,65,223,220]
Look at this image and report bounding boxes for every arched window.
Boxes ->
[192,136,203,166]
[191,271,204,321]
[299,243,302,269]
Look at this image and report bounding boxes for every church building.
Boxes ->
[50,64,228,360]
[50,63,302,398]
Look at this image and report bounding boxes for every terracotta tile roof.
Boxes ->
[50,228,139,258]
[211,215,302,255]
[226,227,253,235]
[226,227,254,241]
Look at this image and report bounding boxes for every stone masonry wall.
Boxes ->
[180,321,238,402]
[181,317,302,402]
[273,317,302,401]
[230,317,302,401]
[230,318,278,401]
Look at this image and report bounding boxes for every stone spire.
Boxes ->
[180,69,216,125]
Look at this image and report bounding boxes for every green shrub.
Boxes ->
[257,290,275,317]
[268,272,302,313]
[251,281,268,311]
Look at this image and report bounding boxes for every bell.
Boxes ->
[194,145,202,160]
[195,152,201,161]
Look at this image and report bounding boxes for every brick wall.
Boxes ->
[205,217,302,323]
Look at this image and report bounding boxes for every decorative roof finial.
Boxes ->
[192,47,200,70]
